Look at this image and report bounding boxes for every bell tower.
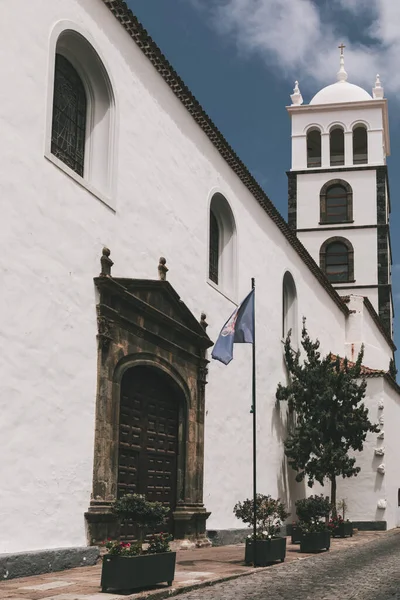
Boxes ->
[287,47,393,336]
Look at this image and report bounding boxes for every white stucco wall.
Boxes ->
[339,288,379,316]
[383,379,400,529]
[309,377,385,524]
[0,0,395,554]
[332,376,400,530]
[345,296,393,371]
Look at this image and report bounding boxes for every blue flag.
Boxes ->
[211,289,255,365]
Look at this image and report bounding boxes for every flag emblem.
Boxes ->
[211,288,254,365]
[221,311,238,336]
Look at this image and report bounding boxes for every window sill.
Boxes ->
[319,221,354,226]
[207,279,237,306]
[45,152,115,211]
[331,280,356,284]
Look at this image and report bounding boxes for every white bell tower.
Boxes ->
[287,46,393,336]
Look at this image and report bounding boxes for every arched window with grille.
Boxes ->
[353,125,368,164]
[208,193,237,299]
[307,128,321,168]
[330,127,345,166]
[51,54,87,177]
[320,179,353,224]
[48,27,116,206]
[320,237,354,283]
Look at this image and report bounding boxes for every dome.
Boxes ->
[310,81,372,105]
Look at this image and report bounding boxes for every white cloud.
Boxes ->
[198,0,400,100]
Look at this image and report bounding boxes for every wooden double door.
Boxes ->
[117,366,180,538]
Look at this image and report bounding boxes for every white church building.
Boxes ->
[1,0,399,576]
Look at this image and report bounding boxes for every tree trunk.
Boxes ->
[330,476,337,517]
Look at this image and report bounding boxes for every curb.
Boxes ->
[120,568,262,600]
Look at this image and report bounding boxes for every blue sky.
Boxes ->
[128,0,400,356]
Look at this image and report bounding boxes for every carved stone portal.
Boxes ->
[85,270,213,545]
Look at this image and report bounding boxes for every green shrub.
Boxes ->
[233,494,289,538]
[295,495,331,523]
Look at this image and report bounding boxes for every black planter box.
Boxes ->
[331,521,353,538]
[291,525,302,544]
[101,552,176,592]
[245,537,286,567]
[300,531,330,553]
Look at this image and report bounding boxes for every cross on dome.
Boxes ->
[337,42,348,82]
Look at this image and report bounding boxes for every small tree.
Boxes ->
[276,321,379,515]
[233,494,289,538]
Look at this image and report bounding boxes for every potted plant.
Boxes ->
[290,521,302,544]
[233,494,289,567]
[296,495,331,553]
[101,494,175,593]
[328,499,353,538]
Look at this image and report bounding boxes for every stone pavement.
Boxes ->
[178,529,400,600]
[0,531,392,600]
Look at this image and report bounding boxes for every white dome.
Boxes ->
[310,81,372,105]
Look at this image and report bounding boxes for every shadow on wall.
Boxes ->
[272,356,306,520]
[372,453,385,493]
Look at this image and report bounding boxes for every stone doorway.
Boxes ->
[118,366,183,539]
[85,251,213,546]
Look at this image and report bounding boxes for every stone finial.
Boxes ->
[377,498,387,509]
[377,463,385,474]
[378,399,384,410]
[377,430,385,439]
[100,247,113,277]
[158,257,168,281]
[374,447,385,456]
[290,81,303,106]
[379,415,384,426]
[200,312,208,331]
[373,74,384,99]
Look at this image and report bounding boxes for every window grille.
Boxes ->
[325,242,349,282]
[326,185,348,223]
[307,130,321,168]
[330,128,345,166]
[353,127,368,165]
[51,54,87,177]
[209,211,219,284]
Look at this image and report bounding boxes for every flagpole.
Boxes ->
[251,277,257,566]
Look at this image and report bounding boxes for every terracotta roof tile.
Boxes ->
[331,354,400,394]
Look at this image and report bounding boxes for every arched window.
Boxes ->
[48,29,115,205]
[282,272,298,343]
[320,180,353,224]
[307,129,321,168]
[353,125,368,164]
[320,237,354,283]
[208,194,237,298]
[51,54,87,177]
[330,127,345,166]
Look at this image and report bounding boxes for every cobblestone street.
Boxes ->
[178,530,400,600]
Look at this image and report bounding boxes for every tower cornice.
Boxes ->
[287,99,390,156]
